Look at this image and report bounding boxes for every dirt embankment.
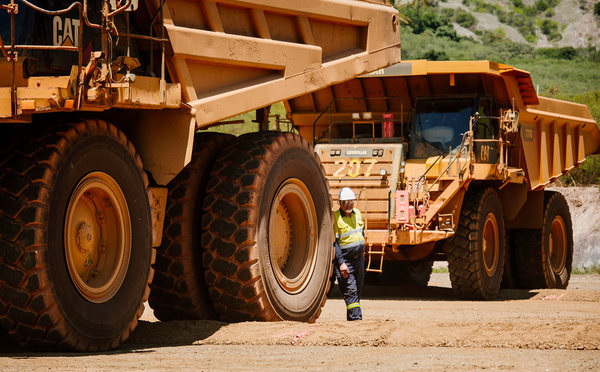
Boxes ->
[550,187,600,269]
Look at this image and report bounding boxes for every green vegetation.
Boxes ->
[401,0,567,43]
[205,102,293,136]
[432,266,449,274]
[455,9,476,28]
[572,264,600,274]
[537,19,561,41]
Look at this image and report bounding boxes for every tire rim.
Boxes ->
[268,179,317,294]
[482,212,499,277]
[549,216,567,276]
[64,172,131,303]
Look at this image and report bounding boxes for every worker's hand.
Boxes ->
[339,263,349,278]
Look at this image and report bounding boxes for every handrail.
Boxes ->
[417,112,505,193]
[312,96,404,146]
[108,0,132,17]
[357,187,368,234]
[5,1,168,63]
[415,132,466,188]
[425,132,471,194]
[2,0,170,115]
[2,1,84,64]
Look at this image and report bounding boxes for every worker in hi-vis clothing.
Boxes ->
[333,187,365,321]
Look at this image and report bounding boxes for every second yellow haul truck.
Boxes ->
[0,0,401,350]
[286,60,600,300]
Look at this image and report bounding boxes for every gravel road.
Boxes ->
[1,273,599,371]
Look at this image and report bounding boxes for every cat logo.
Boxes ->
[53,16,80,47]
[480,145,490,162]
[109,0,138,11]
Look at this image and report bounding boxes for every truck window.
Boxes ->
[410,98,473,159]
[475,98,499,140]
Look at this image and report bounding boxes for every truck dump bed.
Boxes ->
[287,60,600,191]
[1,0,401,126]
[158,0,401,127]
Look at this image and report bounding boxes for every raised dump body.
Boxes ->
[286,59,600,299]
[0,0,401,351]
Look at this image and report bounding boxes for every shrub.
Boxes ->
[441,8,454,18]
[421,49,450,60]
[548,31,562,41]
[595,2,600,16]
[524,6,538,17]
[535,0,549,11]
[559,155,600,186]
[455,9,476,27]
[538,47,576,59]
[482,28,506,43]
[435,25,460,40]
[539,19,558,35]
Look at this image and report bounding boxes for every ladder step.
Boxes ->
[366,244,385,273]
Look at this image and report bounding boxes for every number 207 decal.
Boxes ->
[333,158,378,178]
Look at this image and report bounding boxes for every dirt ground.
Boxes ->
[0,187,598,370]
[1,273,599,371]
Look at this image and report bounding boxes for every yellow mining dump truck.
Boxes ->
[0,0,400,350]
[286,60,600,300]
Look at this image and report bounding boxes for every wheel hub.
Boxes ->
[64,172,131,304]
[268,179,317,294]
[76,222,94,253]
[482,213,499,277]
[272,204,292,270]
[549,216,567,276]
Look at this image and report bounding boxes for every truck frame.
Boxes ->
[286,59,600,299]
[0,0,401,350]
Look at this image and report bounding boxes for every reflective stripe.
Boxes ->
[339,240,364,250]
[334,209,365,249]
[346,302,361,310]
[340,227,363,239]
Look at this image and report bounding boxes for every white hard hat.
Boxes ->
[339,187,356,201]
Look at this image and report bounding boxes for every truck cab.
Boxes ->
[410,94,500,164]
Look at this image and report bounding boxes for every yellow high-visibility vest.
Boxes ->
[333,209,364,250]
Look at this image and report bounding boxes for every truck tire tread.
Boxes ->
[514,191,573,289]
[202,131,332,323]
[447,186,505,300]
[149,132,234,321]
[0,120,152,351]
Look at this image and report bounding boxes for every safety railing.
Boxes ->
[0,0,169,115]
[312,96,405,146]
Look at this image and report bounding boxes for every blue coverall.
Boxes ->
[333,208,365,321]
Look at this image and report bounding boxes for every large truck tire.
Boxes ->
[514,191,573,289]
[202,132,333,322]
[500,229,519,289]
[0,120,153,351]
[149,132,234,320]
[375,260,433,286]
[447,187,505,300]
